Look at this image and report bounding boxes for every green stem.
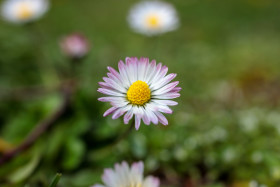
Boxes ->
[49,173,62,187]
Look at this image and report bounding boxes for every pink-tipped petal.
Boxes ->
[103,107,117,117]
[157,105,173,114]
[171,87,182,92]
[143,176,160,187]
[151,73,177,90]
[153,100,178,106]
[135,115,141,130]
[98,88,124,96]
[153,92,180,99]
[131,161,144,175]
[101,169,116,186]
[155,112,168,126]
[124,109,134,124]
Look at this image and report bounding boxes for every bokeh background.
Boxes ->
[1,0,280,186]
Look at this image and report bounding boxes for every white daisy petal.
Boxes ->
[118,60,132,87]
[147,62,162,85]
[101,169,117,186]
[92,161,159,187]
[138,57,149,81]
[156,104,173,114]
[144,59,157,83]
[153,81,179,95]
[141,107,151,125]
[135,114,142,130]
[103,77,126,93]
[112,106,131,120]
[124,107,134,124]
[153,99,178,106]
[143,176,160,187]
[144,107,158,125]
[103,107,117,117]
[97,88,125,97]
[153,92,180,99]
[98,57,180,130]
[151,73,177,90]
[150,65,168,88]
[155,111,168,126]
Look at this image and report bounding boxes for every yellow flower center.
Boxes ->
[17,3,33,20]
[127,80,151,105]
[146,14,160,28]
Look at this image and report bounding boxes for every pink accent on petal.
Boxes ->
[97,88,124,96]
[107,66,122,81]
[153,81,179,95]
[98,82,113,90]
[153,100,178,106]
[118,60,131,86]
[171,87,182,92]
[124,109,134,124]
[151,73,177,90]
[158,105,173,114]
[103,107,117,117]
[142,108,151,125]
[101,169,115,186]
[131,161,144,175]
[112,107,128,119]
[155,112,168,125]
[98,97,113,102]
[135,115,141,130]
[154,92,180,99]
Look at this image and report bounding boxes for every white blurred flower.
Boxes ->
[1,0,49,24]
[92,161,160,187]
[60,33,90,59]
[249,180,267,187]
[128,1,179,36]
[239,110,260,132]
[249,180,258,187]
[222,148,236,163]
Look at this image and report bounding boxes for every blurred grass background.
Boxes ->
[1,0,280,186]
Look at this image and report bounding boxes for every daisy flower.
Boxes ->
[98,57,181,130]
[92,161,160,187]
[128,1,179,36]
[1,0,49,24]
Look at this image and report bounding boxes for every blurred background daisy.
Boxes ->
[128,1,179,36]
[1,0,49,24]
[92,161,160,187]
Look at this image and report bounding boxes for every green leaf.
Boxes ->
[49,173,62,187]
[62,137,85,170]
[8,152,40,183]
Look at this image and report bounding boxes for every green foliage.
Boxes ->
[49,173,61,187]
[1,0,280,186]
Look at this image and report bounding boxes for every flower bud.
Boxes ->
[60,33,90,59]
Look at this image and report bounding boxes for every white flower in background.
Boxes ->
[249,180,267,187]
[60,33,90,59]
[1,0,49,24]
[92,161,160,187]
[128,1,179,36]
[98,57,181,130]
